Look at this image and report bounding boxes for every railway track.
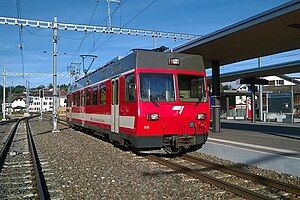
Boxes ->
[147,154,300,200]
[44,116,300,199]
[0,117,56,199]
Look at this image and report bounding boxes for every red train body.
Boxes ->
[66,50,210,154]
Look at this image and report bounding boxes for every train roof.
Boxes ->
[68,50,204,93]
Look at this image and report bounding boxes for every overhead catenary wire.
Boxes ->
[60,0,100,76]
[90,0,158,53]
[16,0,25,82]
[24,27,52,37]
[59,0,127,77]
[89,0,128,52]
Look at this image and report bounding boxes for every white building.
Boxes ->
[29,95,66,112]
[29,96,53,112]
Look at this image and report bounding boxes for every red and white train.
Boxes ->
[66,50,210,154]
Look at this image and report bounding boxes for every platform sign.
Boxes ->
[238,78,269,85]
[268,93,292,113]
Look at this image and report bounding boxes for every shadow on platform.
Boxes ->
[221,122,300,140]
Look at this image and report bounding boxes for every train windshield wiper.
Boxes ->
[150,95,159,107]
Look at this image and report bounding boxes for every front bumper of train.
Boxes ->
[126,133,208,150]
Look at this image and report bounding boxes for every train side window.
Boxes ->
[92,87,98,105]
[99,85,106,105]
[86,88,91,106]
[115,80,119,105]
[76,92,80,106]
[125,73,136,102]
[72,93,76,106]
[81,91,85,106]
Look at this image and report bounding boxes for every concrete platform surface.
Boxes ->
[199,120,300,177]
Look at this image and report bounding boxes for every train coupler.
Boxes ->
[174,135,196,149]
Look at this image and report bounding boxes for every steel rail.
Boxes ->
[182,154,300,196]
[26,118,50,199]
[0,118,18,126]
[147,155,271,200]
[0,118,22,170]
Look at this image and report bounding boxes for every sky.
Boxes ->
[0,0,299,87]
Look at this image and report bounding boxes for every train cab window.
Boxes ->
[92,87,98,105]
[86,88,91,106]
[99,85,106,105]
[81,91,85,106]
[125,73,136,102]
[178,74,207,102]
[140,73,175,102]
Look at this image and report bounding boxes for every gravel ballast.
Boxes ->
[29,118,299,199]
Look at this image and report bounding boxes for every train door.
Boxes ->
[111,77,119,133]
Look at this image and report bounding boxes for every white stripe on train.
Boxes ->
[68,112,135,129]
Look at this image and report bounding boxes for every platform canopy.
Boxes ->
[174,0,300,67]
[207,60,300,82]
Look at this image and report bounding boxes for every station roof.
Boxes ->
[207,60,300,82]
[174,1,300,67]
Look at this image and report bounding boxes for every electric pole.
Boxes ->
[107,0,120,28]
[2,66,6,120]
[26,80,30,116]
[52,16,60,132]
[39,89,44,121]
[258,57,263,121]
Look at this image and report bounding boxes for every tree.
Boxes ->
[60,84,68,91]
[13,85,26,94]
[36,85,45,90]
[48,83,53,89]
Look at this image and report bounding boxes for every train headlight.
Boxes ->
[147,113,159,121]
[197,113,206,120]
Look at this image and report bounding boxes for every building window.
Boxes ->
[99,84,106,105]
[125,73,136,102]
[92,87,98,105]
[44,102,47,105]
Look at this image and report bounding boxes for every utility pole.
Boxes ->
[107,0,120,28]
[39,89,43,121]
[2,66,6,120]
[52,16,59,132]
[8,85,12,115]
[26,80,29,116]
[258,57,263,121]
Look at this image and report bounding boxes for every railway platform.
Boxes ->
[201,119,300,176]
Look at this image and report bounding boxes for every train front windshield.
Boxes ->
[139,73,207,102]
[140,73,175,102]
[178,74,207,102]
